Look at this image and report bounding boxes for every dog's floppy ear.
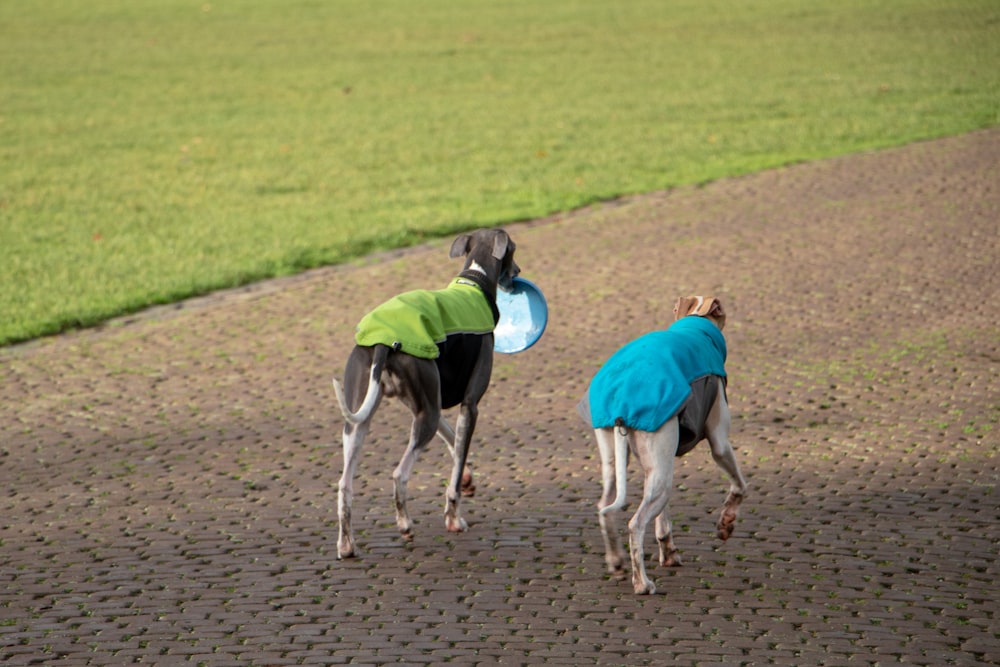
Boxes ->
[703,298,724,318]
[449,234,471,259]
[703,298,726,330]
[491,229,513,260]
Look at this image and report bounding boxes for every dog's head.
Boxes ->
[450,228,520,291]
[673,296,726,331]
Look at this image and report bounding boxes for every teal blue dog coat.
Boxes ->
[585,316,727,441]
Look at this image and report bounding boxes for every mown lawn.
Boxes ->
[2,0,997,345]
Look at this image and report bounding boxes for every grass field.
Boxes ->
[2,0,998,346]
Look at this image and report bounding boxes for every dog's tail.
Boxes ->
[600,419,630,516]
[333,344,390,425]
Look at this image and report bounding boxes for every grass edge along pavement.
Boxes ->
[2,0,998,346]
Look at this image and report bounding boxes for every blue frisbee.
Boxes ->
[493,277,548,354]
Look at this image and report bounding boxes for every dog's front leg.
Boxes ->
[442,337,492,533]
[704,380,748,541]
[444,404,475,533]
[594,428,627,578]
[436,419,475,497]
[392,411,439,541]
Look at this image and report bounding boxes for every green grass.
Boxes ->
[2,0,998,345]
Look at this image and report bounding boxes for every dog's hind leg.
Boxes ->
[704,378,748,541]
[595,428,627,579]
[392,408,439,541]
[388,359,442,542]
[338,418,372,559]
[628,422,678,595]
[337,348,384,560]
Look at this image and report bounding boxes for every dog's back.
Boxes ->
[586,315,727,433]
[355,277,497,359]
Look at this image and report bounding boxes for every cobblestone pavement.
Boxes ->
[2,129,998,666]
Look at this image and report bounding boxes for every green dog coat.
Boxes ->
[355,277,497,359]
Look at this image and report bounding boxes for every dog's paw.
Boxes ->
[717,490,745,541]
[397,517,416,542]
[716,508,738,541]
[445,516,469,533]
[658,536,683,567]
[633,579,656,595]
[660,552,683,568]
[605,551,627,576]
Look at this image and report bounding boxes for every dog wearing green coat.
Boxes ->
[333,228,519,559]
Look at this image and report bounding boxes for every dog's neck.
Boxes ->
[457,264,500,324]
[465,259,487,276]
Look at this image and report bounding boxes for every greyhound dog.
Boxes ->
[579,296,748,594]
[333,228,519,559]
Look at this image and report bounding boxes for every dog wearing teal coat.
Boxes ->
[580,296,748,594]
[333,228,519,559]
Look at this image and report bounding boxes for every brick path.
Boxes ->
[1,130,997,665]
